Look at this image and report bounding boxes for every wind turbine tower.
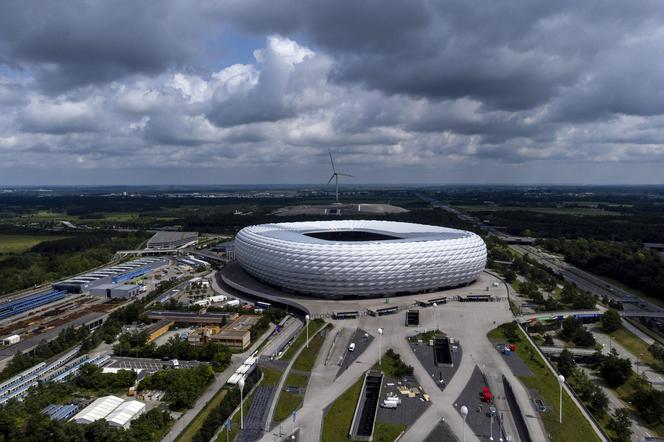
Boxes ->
[327,150,353,203]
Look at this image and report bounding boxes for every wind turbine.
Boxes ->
[327,150,353,203]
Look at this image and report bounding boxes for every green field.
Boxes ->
[292,332,326,372]
[457,205,621,216]
[322,377,364,442]
[610,326,661,369]
[0,234,69,254]
[489,323,601,442]
[281,319,325,361]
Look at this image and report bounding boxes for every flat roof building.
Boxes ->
[147,231,198,250]
[146,310,238,324]
[89,284,140,299]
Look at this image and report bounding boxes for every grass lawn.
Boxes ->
[260,366,283,386]
[322,377,364,442]
[292,332,326,372]
[176,388,228,442]
[625,318,664,346]
[610,326,661,369]
[489,323,601,442]
[274,372,309,422]
[281,319,325,361]
[0,234,70,254]
[373,422,406,442]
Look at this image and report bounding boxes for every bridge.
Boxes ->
[518,310,602,323]
[620,310,664,319]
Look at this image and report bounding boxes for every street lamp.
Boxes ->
[432,302,438,330]
[490,413,494,441]
[460,405,468,442]
[378,328,384,366]
[305,314,310,349]
[238,377,245,430]
[558,374,565,424]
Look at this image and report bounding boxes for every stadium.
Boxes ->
[233,220,487,298]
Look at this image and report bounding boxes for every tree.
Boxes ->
[557,348,576,378]
[599,349,633,388]
[589,388,609,417]
[630,383,664,425]
[601,309,622,333]
[648,343,664,362]
[607,408,632,442]
[502,322,520,343]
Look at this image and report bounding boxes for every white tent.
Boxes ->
[71,396,124,424]
[106,400,146,429]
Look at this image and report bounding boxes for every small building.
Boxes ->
[89,283,140,299]
[147,231,198,250]
[211,315,260,351]
[145,319,174,343]
[105,400,146,429]
[71,395,125,424]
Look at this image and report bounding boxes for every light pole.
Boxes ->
[460,405,468,442]
[305,314,310,349]
[433,302,438,330]
[490,413,494,441]
[378,328,384,366]
[558,374,565,424]
[238,377,245,430]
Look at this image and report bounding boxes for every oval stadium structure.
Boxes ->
[234,220,487,298]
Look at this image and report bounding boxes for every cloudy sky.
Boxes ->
[1,0,664,185]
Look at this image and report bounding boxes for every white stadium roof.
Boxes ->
[71,395,124,424]
[234,220,486,298]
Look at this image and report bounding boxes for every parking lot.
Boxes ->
[376,374,431,426]
[337,328,373,377]
[106,356,201,372]
[454,366,503,441]
[409,335,462,391]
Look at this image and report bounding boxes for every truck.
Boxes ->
[171,359,180,369]
[381,400,398,409]
[225,299,240,307]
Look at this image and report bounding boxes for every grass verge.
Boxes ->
[281,318,325,361]
[373,422,406,442]
[489,323,601,442]
[292,332,326,371]
[176,389,228,442]
[322,377,364,442]
[215,388,256,442]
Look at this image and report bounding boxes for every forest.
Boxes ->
[0,232,148,295]
[540,238,664,300]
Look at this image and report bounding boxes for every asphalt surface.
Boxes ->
[454,366,502,441]
[336,328,373,378]
[409,338,462,391]
[107,356,201,372]
[377,375,431,426]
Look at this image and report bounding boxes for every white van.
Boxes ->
[348,343,356,352]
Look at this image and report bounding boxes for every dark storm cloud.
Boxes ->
[217,0,664,114]
[1,0,664,184]
[0,0,207,93]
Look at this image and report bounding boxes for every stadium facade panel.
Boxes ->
[234,220,486,298]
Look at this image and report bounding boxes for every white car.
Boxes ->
[348,343,356,352]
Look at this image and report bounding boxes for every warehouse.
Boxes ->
[145,319,174,342]
[89,283,140,299]
[71,395,125,424]
[147,231,198,249]
[105,400,145,429]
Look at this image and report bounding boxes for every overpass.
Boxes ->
[518,310,602,323]
[539,346,598,356]
[620,310,664,319]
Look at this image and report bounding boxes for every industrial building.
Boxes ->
[54,257,165,294]
[147,231,198,249]
[234,220,487,298]
[89,283,140,299]
[145,319,174,342]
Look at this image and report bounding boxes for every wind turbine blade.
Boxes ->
[338,173,353,177]
[328,150,336,173]
[327,174,336,185]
